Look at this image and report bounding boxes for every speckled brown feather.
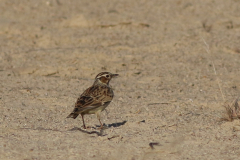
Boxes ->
[67,85,113,118]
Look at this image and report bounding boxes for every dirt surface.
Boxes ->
[1,0,240,159]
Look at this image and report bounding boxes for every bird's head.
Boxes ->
[94,72,119,85]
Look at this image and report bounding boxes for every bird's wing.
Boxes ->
[75,86,98,107]
[72,85,112,113]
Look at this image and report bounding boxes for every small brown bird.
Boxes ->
[67,72,119,129]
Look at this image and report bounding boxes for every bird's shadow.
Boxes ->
[69,127,105,136]
[94,120,127,129]
[69,120,127,136]
[105,120,127,128]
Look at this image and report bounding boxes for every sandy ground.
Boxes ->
[1,0,240,159]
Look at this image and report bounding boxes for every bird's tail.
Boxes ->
[67,108,79,119]
[67,107,81,119]
[66,112,79,119]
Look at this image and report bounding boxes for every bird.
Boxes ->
[67,72,119,129]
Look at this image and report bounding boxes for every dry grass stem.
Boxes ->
[222,97,240,121]
[202,37,225,101]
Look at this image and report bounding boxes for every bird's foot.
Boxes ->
[98,125,108,130]
[82,125,94,130]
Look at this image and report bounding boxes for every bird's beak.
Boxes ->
[112,74,119,78]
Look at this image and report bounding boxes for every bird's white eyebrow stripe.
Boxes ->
[95,72,112,79]
[97,74,108,78]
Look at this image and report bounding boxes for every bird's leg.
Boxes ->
[99,119,103,129]
[81,114,86,129]
[97,112,103,129]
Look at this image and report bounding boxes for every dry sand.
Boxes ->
[1,0,240,159]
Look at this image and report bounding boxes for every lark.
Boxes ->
[67,72,119,129]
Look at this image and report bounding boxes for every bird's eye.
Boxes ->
[106,75,110,78]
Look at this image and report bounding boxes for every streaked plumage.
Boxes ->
[67,72,118,129]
